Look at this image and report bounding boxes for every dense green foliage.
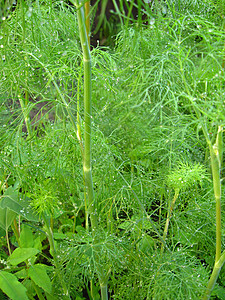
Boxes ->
[0,0,225,299]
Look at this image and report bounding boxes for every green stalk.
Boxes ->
[74,0,98,231]
[43,215,70,299]
[202,126,223,299]
[93,0,108,35]
[11,219,20,246]
[6,228,11,256]
[18,94,32,138]
[20,0,32,139]
[180,52,225,298]
[32,282,46,300]
[161,188,180,252]
[84,0,90,46]
[73,1,109,299]
[100,284,108,300]
[210,131,222,263]
[203,250,225,300]
[27,53,77,134]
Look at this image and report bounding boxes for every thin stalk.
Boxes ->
[18,94,32,138]
[27,53,77,134]
[118,170,171,252]
[11,219,20,245]
[90,279,94,299]
[161,188,180,253]
[179,55,211,144]
[93,0,108,35]
[43,215,70,299]
[6,229,11,256]
[32,282,46,300]
[125,0,135,28]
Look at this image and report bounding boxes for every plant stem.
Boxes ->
[11,219,20,245]
[210,147,221,262]
[84,0,90,46]
[74,2,109,298]
[180,51,224,297]
[18,94,32,138]
[161,188,179,252]
[100,284,108,300]
[202,250,225,300]
[43,215,70,299]
[32,281,46,300]
[6,229,11,256]
[74,0,98,231]
[202,126,223,298]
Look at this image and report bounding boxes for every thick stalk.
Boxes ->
[179,47,224,299]
[202,126,223,299]
[20,0,32,138]
[210,126,222,263]
[84,0,90,46]
[74,2,108,299]
[74,0,98,230]
[203,250,225,300]
[100,284,108,300]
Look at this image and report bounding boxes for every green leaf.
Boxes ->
[14,269,27,279]
[53,232,67,240]
[18,197,39,222]
[0,207,17,231]
[33,236,43,251]
[1,187,21,215]
[23,279,36,299]
[19,225,34,248]
[118,220,132,230]
[8,248,40,266]
[46,292,57,300]
[0,271,29,300]
[138,235,154,253]
[28,264,52,294]
[1,187,39,222]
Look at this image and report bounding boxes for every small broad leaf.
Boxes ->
[118,220,132,230]
[1,187,39,222]
[1,187,22,214]
[14,269,27,279]
[8,248,40,266]
[19,225,34,248]
[138,235,154,253]
[33,236,43,251]
[28,264,52,294]
[0,207,17,231]
[0,271,29,300]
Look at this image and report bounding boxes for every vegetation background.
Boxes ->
[0,0,225,299]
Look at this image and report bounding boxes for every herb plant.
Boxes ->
[1,0,225,299]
